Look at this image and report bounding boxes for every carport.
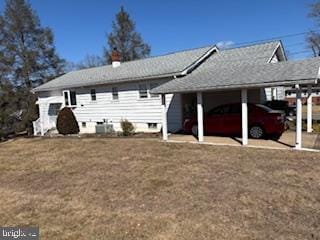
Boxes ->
[152,57,320,150]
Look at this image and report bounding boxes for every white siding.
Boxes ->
[38,79,183,134]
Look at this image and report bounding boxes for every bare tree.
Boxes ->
[306,31,320,57]
[77,54,105,70]
[307,2,320,57]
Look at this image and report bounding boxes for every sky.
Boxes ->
[0,0,317,63]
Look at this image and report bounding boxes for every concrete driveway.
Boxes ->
[168,131,320,150]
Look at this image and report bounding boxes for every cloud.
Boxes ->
[216,40,235,49]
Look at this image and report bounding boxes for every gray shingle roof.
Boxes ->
[151,57,320,94]
[32,46,214,92]
[33,41,281,92]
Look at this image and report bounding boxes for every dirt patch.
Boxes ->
[0,138,319,239]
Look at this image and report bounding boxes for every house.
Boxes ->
[32,40,320,149]
[32,41,285,133]
[285,86,320,106]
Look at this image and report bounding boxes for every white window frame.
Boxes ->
[112,87,119,100]
[148,123,158,129]
[138,84,148,99]
[62,90,77,107]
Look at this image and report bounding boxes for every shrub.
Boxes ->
[313,123,320,133]
[56,107,79,135]
[120,119,134,136]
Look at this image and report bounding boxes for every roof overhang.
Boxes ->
[153,79,318,94]
[151,57,320,94]
[31,73,177,93]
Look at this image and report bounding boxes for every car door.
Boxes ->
[205,105,230,135]
[223,103,242,135]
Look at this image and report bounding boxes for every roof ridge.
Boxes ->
[64,44,215,75]
[221,40,280,52]
[67,40,281,75]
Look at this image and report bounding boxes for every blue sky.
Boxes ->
[0,0,317,63]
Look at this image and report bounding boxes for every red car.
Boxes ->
[183,103,286,139]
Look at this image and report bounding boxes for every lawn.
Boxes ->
[0,137,320,239]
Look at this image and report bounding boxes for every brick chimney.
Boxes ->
[111,48,121,68]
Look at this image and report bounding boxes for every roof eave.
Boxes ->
[152,78,318,95]
[32,72,181,93]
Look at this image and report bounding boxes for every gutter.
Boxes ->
[151,78,319,95]
[31,72,180,93]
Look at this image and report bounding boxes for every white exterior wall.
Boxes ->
[264,53,285,101]
[36,92,64,134]
[38,79,183,134]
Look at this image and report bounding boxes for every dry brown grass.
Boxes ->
[0,137,320,239]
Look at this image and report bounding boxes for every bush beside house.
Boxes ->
[120,119,135,136]
[56,107,79,135]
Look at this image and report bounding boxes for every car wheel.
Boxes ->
[249,125,264,139]
[191,124,198,136]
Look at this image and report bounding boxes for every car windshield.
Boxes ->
[256,104,273,112]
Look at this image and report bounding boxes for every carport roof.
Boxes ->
[151,57,320,94]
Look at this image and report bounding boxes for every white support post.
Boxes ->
[295,85,302,149]
[241,89,248,145]
[40,111,44,136]
[161,94,168,141]
[197,92,204,142]
[307,85,313,133]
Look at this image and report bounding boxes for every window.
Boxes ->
[148,123,157,129]
[150,83,159,98]
[48,103,62,116]
[63,90,77,107]
[64,91,69,106]
[91,89,96,101]
[70,91,77,106]
[112,87,119,100]
[208,105,230,115]
[82,122,86,128]
[139,84,148,98]
[256,104,273,113]
[229,104,241,114]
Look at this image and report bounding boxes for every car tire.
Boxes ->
[249,125,264,139]
[191,124,198,136]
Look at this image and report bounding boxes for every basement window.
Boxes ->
[139,84,148,98]
[148,123,157,129]
[82,122,86,128]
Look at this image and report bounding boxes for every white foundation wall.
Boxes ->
[41,79,183,134]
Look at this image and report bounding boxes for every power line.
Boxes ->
[285,42,306,48]
[228,29,320,48]
[287,50,313,56]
